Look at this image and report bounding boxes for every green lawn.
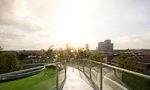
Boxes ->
[0,68,56,90]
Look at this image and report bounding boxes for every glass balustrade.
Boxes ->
[68,59,150,90]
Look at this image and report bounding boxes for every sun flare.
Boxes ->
[53,28,89,48]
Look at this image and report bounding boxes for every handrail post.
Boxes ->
[56,64,59,90]
[100,63,103,90]
[77,59,79,69]
[73,59,74,72]
[65,61,67,80]
[89,61,92,79]
[83,60,85,73]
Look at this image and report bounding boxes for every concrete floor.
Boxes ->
[63,67,93,90]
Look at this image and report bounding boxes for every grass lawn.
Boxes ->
[0,68,56,90]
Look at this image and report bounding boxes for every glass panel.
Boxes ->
[58,62,66,89]
[78,59,84,72]
[91,62,101,89]
[102,65,124,90]
[67,59,150,90]
[103,65,150,90]
[73,59,79,69]
[84,60,91,78]
[121,71,150,90]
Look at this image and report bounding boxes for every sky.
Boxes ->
[0,0,150,50]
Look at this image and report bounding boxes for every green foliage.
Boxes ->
[17,53,29,60]
[57,49,65,59]
[45,46,55,62]
[116,58,125,67]
[76,45,91,59]
[117,52,137,71]
[77,47,86,59]
[0,53,20,74]
[85,44,89,51]
[44,44,103,62]
[66,49,74,58]
[90,52,104,62]
[0,46,3,51]
[125,56,136,70]
[56,48,66,61]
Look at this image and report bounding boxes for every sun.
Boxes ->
[64,32,88,48]
[69,39,86,48]
[51,4,91,48]
[53,28,89,48]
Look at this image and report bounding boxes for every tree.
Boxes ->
[57,48,65,61]
[85,44,89,51]
[116,57,126,68]
[84,44,90,58]
[77,46,86,59]
[17,53,29,60]
[0,46,3,51]
[5,53,20,71]
[90,52,104,62]
[45,46,55,63]
[125,55,136,70]
[0,53,20,74]
[117,52,136,70]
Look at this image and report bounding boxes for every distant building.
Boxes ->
[103,56,116,64]
[96,47,98,51]
[2,50,45,56]
[98,39,114,52]
[98,42,104,52]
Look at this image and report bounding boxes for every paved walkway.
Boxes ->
[63,67,93,90]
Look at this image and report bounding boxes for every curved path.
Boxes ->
[63,67,93,90]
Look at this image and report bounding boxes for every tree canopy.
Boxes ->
[0,53,20,74]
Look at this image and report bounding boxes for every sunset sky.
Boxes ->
[0,0,150,50]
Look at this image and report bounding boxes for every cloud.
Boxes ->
[0,26,25,39]
[115,31,150,49]
[0,0,41,32]
[0,25,51,50]
[0,0,44,50]
[0,0,150,50]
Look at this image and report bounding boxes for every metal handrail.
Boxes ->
[0,66,44,81]
[0,66,44,76]
[80,59,150,79]
[70,59,150,90]
[102,63,150,79]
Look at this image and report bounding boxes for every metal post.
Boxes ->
[89,61,92,79]
[72,59,74,72]
[65,61,67,79]
[83,60,85,73]
[56,64,59,90]
[77,59,79,69]
[100,63,103,90]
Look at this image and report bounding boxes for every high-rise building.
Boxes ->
[109,43,113,52]
[98,42,104,51]
[98,39,114,52]
[104,39,111,52]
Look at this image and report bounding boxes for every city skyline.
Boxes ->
[98,39,114,52]
[0,0,150,50]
